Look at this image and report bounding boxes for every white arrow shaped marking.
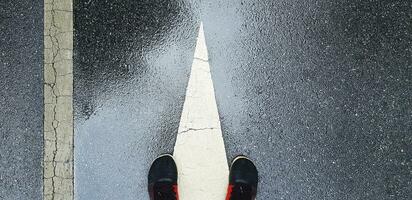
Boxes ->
[173,23,229,200]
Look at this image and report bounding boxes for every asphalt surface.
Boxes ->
[203,0,412,199]
[0,1,43,199]
[74,0,412,199]
[73,1,198,199]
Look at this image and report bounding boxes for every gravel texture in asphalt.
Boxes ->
[74,0,412,199]
[0,0,43,199]
[203,1,412,199]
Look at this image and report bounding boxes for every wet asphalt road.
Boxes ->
[74,1,198,199]
[204,0,411,199]
[0,0,43,199]
[74,0,412,199]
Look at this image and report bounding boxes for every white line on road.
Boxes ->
[173,23,229,200]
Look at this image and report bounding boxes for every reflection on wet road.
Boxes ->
[74,1,198,199]
[74,0,412,199]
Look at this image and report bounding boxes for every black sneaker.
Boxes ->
[225,156,258,200]
[148,154,179,200]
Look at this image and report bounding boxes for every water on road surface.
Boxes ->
[73,0,412,199]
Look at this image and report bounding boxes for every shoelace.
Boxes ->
[153,184,177,200]
[227,183,256,200]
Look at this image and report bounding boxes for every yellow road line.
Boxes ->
[44,0,73,199]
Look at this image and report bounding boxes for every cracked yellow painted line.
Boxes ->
[44,0,73,199]
[174,23,229,200]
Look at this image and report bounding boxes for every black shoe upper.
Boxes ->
[227,156,258,200]
[148,154,178,200]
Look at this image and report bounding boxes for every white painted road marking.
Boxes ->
[173,23,229,200]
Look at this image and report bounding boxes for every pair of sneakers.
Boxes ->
[148,154,258,200]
